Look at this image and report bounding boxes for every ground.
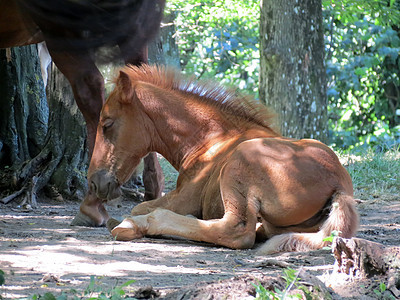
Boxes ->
[1,191,399,299]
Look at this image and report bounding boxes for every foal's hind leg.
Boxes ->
[111,158,260,249]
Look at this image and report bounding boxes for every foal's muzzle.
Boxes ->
[89,169,121,200]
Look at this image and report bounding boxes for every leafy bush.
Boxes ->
[167,0,260,98]
[323,0,400,149]
[168,0,400,150]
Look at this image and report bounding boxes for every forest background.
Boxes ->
[164,0,400,151]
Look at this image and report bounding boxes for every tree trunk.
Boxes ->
[0,45,88,206]
[44,62,88,199]
[259,0,328,143]
[0,45,48,169]
[149,12,180,68]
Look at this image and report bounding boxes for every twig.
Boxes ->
[0,187,26,204]
[254,259,290,269]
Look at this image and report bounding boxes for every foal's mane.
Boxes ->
[121,65,278,131]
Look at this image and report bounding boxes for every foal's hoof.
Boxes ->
[70,211,103,227]
[111,219,143,241]
[106,218,121,232]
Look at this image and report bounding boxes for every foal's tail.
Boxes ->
[257,193,359,254]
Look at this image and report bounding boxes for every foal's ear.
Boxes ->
[117,70,135,104]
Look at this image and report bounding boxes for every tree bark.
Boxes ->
[332,237,400,297]
[44,62,88,199]
[0,45,48,169]
[260,0,328,143]
[0,45,88,205]
[149,12,180,68]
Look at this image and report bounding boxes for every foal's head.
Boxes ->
[88,70,150,200]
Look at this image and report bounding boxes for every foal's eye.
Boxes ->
[102,119,114,133]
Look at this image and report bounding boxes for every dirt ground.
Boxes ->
[1,194,399,299]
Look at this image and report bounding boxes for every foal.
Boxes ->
[88,65,358,253]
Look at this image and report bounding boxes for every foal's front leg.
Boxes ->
[109,157,260,249]
[106,189,200,231]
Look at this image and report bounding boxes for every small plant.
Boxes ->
[29,276,136,300]
[0,270,5,286]
[322,230,341,250]
[252,268,303,300]
[374,282,386,296]
[84,276,136,300]
[0,269,5,300]
[372,282,396,300]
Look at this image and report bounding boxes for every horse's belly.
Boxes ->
[259,192,331,227]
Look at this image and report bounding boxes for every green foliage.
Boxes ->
[167,0,260,98]
[0,270,4,286]
[323,230,341,243]
[372,281,397,299]
[322,230,341,250]
[252,268,303,300]
[324,0,400,149]
[29,276,136,300]
[167,0,400,149]
[323,0,400,26]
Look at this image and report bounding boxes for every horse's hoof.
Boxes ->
[111,219,143,241]
[106,218,121,232]
[70,211,102,227]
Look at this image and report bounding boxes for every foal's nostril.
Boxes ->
[88,169,120,200]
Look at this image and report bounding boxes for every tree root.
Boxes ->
[332,237,400,297]
[0,187,26,204]
[0,145,61,207]
[1,173,46,208]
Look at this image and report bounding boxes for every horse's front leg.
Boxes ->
[143,152,164,200]
[50,50,109,227]
[50,50,104,155]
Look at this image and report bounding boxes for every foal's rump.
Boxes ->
[237,137,359,254]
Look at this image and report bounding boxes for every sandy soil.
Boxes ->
[0,195,399,299]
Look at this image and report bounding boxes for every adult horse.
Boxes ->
[0,0,165,226]
[88,65,359,253]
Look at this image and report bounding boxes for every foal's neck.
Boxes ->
[139,86,241,169]
[138,83,276,171]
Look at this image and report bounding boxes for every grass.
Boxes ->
[158,156,179,192]
[338,147,400,200]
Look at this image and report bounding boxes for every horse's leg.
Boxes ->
[50,50,108,226]
[122,46,165,200]
[143,152,165,200]
[110,157,259,249]
[50,51,104,154]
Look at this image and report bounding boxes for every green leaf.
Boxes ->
[118,279,136,288]
[41,293,57,300]
[379,282,386,292]
[0,269,5,286]
[354,67,367,76]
